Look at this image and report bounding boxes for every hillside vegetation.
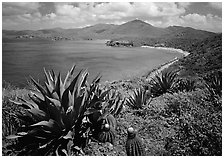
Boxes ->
[2,26,222,156]
[3,20,216,42]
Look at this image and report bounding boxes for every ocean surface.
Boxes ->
[3,39,183,87]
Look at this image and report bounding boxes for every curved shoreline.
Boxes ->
[141,45,190,57]
[103,46,190,86]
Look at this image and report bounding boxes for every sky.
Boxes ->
[2,2,222,32]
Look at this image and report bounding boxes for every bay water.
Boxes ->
[2,39,183,87]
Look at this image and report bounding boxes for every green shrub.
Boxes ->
[164,91,222,156]
[172,78,197,93]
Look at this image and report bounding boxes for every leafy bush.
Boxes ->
[164,91,222,156]
[172,77,197,93]
[149,68,178,97]
[2,83,30,141]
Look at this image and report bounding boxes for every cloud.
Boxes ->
[157,13,222,32]
[2,2,39,16]
[2,2,222,32]
[209,2,222,10]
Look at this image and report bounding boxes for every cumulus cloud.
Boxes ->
[2,2,222,32]
[157,13,222,32]
[2,2,40,16]
[209,2,222,10]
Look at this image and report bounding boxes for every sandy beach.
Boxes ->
[141,45,190,57]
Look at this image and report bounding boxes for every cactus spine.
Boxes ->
[125,127,145,156]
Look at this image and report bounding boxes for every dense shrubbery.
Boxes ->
[175,34,222,77]
[163,90,222,156]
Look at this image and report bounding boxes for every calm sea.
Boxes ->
[2,39,183,87]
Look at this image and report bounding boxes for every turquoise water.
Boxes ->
[2,39,183,87]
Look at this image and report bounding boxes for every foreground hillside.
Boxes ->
[2,33,222,156]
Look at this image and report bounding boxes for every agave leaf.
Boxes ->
[71,92,87,125]
[114,98,125,116]
[51,69,57,84]
[84,108,99,116]
[51,91,60,100]
[27,108,48,122]
[30,120,54,128]
[54,73,65,100]
[30,91,44,101]
[30,76,48,97]
[61,69,83,112]
[75,69,88,97]
[6,135,23,139]
[44,68,55,89]
[69,69,83,93]
[63,130,73,140]
[92,73,102,85]
[79,90,91,117]
[45,82,54,96]
[45,97,65,128]
[17,132,29,136]
[64,106,73,129]
[30,119,61,135]
[28,94,48,114]
[46,96,61,109]
[68,91,74,109]
[16,110,35,124]
[99,89,111,101]
[56,144,68,156]
[9,99,35,109]
[27,128,51,140]
[63,65,76,89]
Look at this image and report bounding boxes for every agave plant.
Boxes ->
[203,70,222,98]
[85,89,125,142]
[149,68,178,97]
[87,88,124,125]
[126,88,150,110]
[6,65,103,156]
[203,70,222,108]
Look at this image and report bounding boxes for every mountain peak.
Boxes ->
[126,19,150,25]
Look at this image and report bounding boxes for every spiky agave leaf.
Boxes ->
[126,88,149,110]
[7,66,102,155]
[204,70,222,97]
[150,68,178,97]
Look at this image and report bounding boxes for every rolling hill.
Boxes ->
[3,19,217,43]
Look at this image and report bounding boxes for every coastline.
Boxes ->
[102,46,190,87]
[141,45,190,57]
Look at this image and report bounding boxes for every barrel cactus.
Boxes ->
[125,127,145,156]
[97,124,116,145]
